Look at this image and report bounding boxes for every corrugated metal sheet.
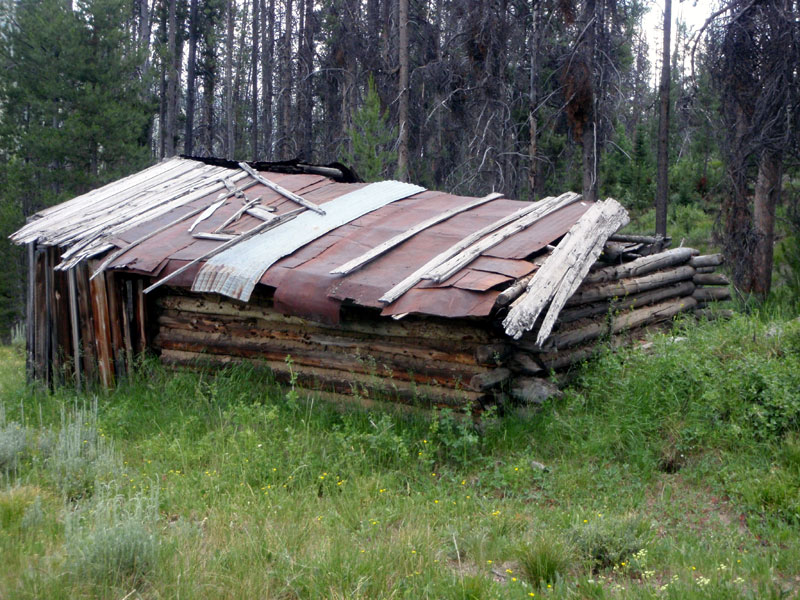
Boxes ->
[192,180,426,302]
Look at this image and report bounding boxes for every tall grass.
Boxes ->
[0,303,799,598]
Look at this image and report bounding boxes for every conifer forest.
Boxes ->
[0,0,799,339]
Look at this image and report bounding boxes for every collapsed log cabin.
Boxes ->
[11,157,731,409]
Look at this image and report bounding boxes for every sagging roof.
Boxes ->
[12,157,594,324]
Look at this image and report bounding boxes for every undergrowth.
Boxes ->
[0,306,798,598]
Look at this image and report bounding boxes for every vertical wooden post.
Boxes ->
[89,265,114,389]
[68,267,82,391]
[26,242,35,382]
[33,249,47,382]
[105,272,126,376]
[75,262,97,382]
[43,248,53,388]
[122,279,135,370]
[135,279,147,354]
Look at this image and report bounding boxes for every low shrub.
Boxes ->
[516,533,573,587]
[0,404,27,474]
[567,514,651,572]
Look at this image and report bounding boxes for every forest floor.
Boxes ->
[1,306,800,599]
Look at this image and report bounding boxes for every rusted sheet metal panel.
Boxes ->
[484,200,592,259]
[192,181,426,302]
[381,287,501,318]
[469,256,537,279]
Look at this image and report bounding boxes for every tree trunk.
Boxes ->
[752,149,782,298]
[261,0,274,157]
[655,0,671,237]
[184,0,198,156]
[251,0,260,159]
[580,0,597,203]
[527,0,540,198]
[397,0,409,181]
[299,0,314,159]
[279,0,293,159]
[165,0,178,157]
[225,0,235,159]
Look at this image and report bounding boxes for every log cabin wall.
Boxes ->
[151,289,494,408]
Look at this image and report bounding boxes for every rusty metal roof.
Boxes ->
[12,157,593,323]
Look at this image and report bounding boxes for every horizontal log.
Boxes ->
[156,309,483,362]
[584,247,697,284]
[505,351,544,375]
[692,287,731,302]
[566,265,696,306]
[690,254,724,268]
[694,266,717,274]
[153,327,487,381]
[520,296,698,351]
[692,273,730,286]
[474,344,511,366]
[469,368,511,391]
[509,377,563,405]
[156,294,493,344]
[159,348,483,407]
[608,233,671,245]
[557,281,695,323]
[536,344,599,371]
[695,308,735,320]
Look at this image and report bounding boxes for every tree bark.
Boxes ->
[752,149,782,298]
[580,0,597,203]
[164,0,178,157]
[251,0,260,159]
[655,0,671,237]
[528,0,540,198]
[299,0,314,159]
[397,0,409,181]
[261,0,274,157]
[225,0,235,159]
[278,0,293,159]
[184,0,198,156]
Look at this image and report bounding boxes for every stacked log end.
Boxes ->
[495,242,731,392]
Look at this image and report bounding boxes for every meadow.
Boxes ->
[1,306,800,599]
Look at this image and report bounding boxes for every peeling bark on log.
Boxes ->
[584,247,696,284]
[565,265,696,306]
[558,280,695,323]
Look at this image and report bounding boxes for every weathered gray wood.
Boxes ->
[538,296,698,350]
[189,198,227,232]
[424,192,582,283]
[694,266,716,274]
[503,198,630,343]
[90,203,212,280]
[558,280,696,323]
[690,254,724,268]
[506,351,544,375]
[331,192,504,275]
[608,233,670,245]
[692,273,730,286]
[695,308,734,320]
[469,368,511,391]
[143,207,305,294]
[245,205,276,220]
[380,192,577,303]
[566,265,696,306]
[239,162,326,215]
[26,242,35,381]
[192,232,238,241]
[510,377,562,405]
[215,197,261,231]
[474,344,511,365]
[584,247,696,284]
[68,268,82,390]
[692,287,731,302]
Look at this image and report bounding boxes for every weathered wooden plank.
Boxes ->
[188,198,227,232]
[380,193,574,304]
[565,265,696,306]
[557,280,696,323]
[424,192,582,284]
[26,243,35,381]
[105,273,126,376]
[215,197,261,231]
[89,266,114,388]
[135,279,147,353]
[44,248,54,387]
[192,232,238,241]
[330,192,504,276]
[75,263,97,380]
[503,198,630,343]
[583,247,696,284]
[469,368,511,391]
[239,162,326,215]
[68,268,82,390]
[143,207,306,294]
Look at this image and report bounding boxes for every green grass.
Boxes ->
[0,309,799,599]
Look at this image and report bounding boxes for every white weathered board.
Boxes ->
[502,198,630,344]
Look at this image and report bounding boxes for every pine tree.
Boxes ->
[344,77,397,182]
